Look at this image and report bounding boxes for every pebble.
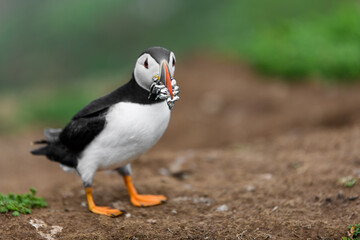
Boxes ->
[216,204,228,212]
[172,196,191,202]
[171,210,177,215]
[146,219,157,224]
[158,168,170,176]
[172,196,213,205]
[338,191,344,199]
[168,154,194,180]
[193,197,213,205]
[259,173,273,180]
[112,201,125,210]
[245,185,255,192]
[29,219,63,240]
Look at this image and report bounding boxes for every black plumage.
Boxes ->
[140,46,171,64]
[31,76,164,168]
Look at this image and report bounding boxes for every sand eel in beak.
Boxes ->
[31,46,180,217]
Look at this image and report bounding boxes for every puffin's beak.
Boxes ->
[160,61,173,99]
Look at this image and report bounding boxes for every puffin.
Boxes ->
[31,46,180,217]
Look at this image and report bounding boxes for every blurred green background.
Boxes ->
[0,0,359,132]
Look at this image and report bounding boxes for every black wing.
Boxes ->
[31,97,112,166]
[59,77,164,153]
[59,81,132,152]
[59,110,108,153]
[59,88,122,153]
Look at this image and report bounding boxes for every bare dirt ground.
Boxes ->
[1,56,360,239]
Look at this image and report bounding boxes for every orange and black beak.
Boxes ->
[159,61,173,99]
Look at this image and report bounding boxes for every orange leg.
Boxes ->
[123,175,167,207]
[85,187,124,217]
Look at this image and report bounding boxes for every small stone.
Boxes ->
[169,155,194,180]
[158,168,170,176]
[216,204,228,212]
[193,197,212,205]
[112,201,125,210]
[272,206,278,212]
[171,210,177,215]
[245,185,255,192]
[172,196,191,202]
[259,173,272,180]
[125,213,131,218]
[81,202,87,207]
[146,219,157,224]
[338,191,344,199]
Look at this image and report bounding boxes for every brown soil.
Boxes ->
[1,55,360,239]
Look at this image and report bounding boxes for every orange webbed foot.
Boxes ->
[89,205,124,217]
[123,175,167,207]
[85,187,125,217]
[130,194,167,207]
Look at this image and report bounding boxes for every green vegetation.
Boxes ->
[243,3,360,81]
[20,85,101,126]
[0,0,359,129]
[0,0,353,92]
[0,80,117,132]
[342,224,360,240]
[0,188,48,216]
[339,176,357,188]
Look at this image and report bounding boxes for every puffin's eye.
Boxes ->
[172,58,176,67]
[144,58,149,69]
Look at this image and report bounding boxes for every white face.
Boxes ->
[134,52,176,91]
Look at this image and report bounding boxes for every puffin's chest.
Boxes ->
[77,101,171,172]
[102,101,171,151]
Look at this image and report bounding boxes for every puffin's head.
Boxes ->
[134,46,176,97]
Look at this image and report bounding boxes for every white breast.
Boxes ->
[76,101,170,179]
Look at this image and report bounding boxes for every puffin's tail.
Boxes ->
[31,128,62,155]
[30,128,77,168]
[30,143,50,155]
